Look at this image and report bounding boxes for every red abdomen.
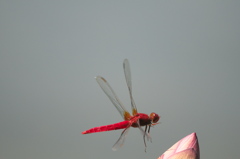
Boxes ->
[82,121,130,134]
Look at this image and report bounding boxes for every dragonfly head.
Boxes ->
[149,112,160,123]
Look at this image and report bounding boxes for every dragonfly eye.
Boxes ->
[150,112,160,123]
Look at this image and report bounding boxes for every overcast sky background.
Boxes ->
[1,1,240,159]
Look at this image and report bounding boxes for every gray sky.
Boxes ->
[1,1,240,159]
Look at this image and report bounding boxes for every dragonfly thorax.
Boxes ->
[130,113,152,127]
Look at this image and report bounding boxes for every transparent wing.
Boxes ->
[138,125,152,143]
[112,127,130,151]
[95,76,130,119]
[123,59,138,115]
[138,125,152,152]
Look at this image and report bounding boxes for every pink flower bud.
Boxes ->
[158,132,200,159]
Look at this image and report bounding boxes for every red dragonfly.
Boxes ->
[82,59,160,151]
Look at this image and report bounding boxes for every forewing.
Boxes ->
[136,121,152,152]
[138,125,152,142]
[123,59,138,115]
[112,127,130,151]
[95,76,130,119]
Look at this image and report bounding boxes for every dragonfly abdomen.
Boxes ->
[82,121,130,134]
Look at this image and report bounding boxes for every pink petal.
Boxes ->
[167,149,198,159]
[158,132,200,159]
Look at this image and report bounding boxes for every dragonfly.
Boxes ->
[82,59,160,151]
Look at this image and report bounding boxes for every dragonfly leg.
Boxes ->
[143,125,147,152]
[147,125,152,143]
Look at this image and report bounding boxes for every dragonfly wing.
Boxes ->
[95,76,130,119]
[112,127,130,151]
[139,125,152,151]
[137,119,152,142]
[123,59,138,115]
[138,126,152,142]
